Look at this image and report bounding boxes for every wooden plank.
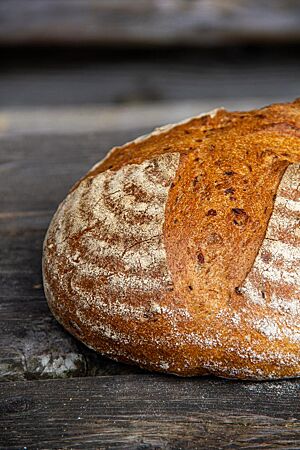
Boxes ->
[0,130,141,215]
[0,375,300,449]
[0,295,145,382]
[1,53,299,107]
[0,99,274,137]
[0,0,300,46]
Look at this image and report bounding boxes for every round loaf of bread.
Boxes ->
[43,99,300,379]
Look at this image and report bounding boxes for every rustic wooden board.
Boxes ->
[1,375,300,449]
[0,0,300,46]
[0,100,273,137]
[0,129,142,214]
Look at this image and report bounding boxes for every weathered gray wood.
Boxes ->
[0,298,145,382]
[1,54,299,107]
[0,130,142,216]
[0,375,300,449]
[0,99,271,137]
[0,0,300,46]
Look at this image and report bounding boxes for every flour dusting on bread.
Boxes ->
[241,164,300,342]
[45,152,181,317]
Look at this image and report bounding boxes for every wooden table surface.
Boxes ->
[0,97,300,448]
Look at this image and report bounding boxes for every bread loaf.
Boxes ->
[43,99,300,379]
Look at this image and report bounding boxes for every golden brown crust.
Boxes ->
[43,99,300,379]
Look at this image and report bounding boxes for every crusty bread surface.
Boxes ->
[43,99,300,379]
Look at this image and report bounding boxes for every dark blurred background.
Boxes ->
[0,0,300,137]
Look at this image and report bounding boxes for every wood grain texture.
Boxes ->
[0,0,300,46]
[0,100,272,137]
[0,375,300,449]
[0,130,141,215]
